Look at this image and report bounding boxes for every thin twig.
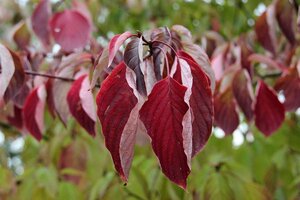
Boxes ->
[24,70,101,88]
[24,70,75,82]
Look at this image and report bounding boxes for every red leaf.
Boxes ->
[50,10,91,52]
[67,75,96,136]
[177,51,213,156]
[274,68,300,111]
[232,69,254,121]
[275,0,296,45]
[214,88,239,135]
[0,44,15,103]
[23,85,46,141]
[254,80,285,136]
[31,0,51,46]
[255,7,277,54]
[139,76,190,189]
[96,62,139,182]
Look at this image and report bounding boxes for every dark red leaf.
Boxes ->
[274,68,300,111]
[124,37,146,95]
[23,85,46,141]
[67,75,96,136]
[232,69,254,121]
[97,62,139,182]
[275,0,296,45]
[255,8,277,54]
[177,51,213,156]
[50,10,91,52]
[139,76,190,189]
[45,79,56,118]
[254,80,285,136]
[31,0,51,46]
[214,88,239,135]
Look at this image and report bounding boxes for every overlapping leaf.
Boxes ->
[0,44,15,104]
[67,74,96,136]
[96,62,139,182]
[124,37,147,95]
[139,76,190,189]
[23,85,46,141]
[178,51,213,156]
[91,32,132,88]
[232,69,254,121]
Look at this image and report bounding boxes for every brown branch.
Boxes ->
[24,70,100,88]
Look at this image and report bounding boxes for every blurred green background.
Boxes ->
[1,0,300,199]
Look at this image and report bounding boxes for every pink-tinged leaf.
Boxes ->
[23,85,46,141]
[181,42,215,91]
[211,53,224,81]
[91,32,131,88]
[67,75,96,136]
[124,37,147,95]
[140,57,157,95]
[254,80,285,136]
[275,0,296,45]
[248,53,283,70]
[171,25,192,42]
[178,51,213,156]
[274,68,300,111]
[72,0,93,27]
[232,69,254,121]
[255,7,277,54]
[0,44,15,102]
[3,50,25,104]
[97,62,139,182]
[31,0,51,46]
[139,76,190,189]
[108,32,132,66]
[52,53,91,124]
[214,88,239,135]
[12,21,31,50]
[50,10,91,52]
[91,47,109,88]
[7,105,23,130]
